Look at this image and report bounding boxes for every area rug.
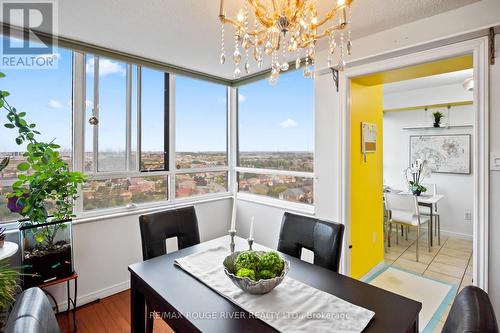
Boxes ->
[364,266,457,333]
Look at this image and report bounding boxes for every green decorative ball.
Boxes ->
[259,251,284,274]
[258,269,276,280]
[235,251,261,272]
[236,268,256,281]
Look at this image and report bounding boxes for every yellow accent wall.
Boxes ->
[353,55,473,86]
[349,80,384,279]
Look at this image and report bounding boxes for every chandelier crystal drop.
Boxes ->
[219,0,354,83]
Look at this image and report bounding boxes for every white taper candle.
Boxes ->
[230,198,237,231]
[249,216,254,240]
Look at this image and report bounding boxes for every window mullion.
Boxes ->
[168,74,176,201]
[136,66,142,172]
[92,55,99,173]
[125,64,133,172]
[72,51,85,216]
[229,87,238,195]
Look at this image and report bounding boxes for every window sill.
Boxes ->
[74,193,233,225]
[236,192,315,215]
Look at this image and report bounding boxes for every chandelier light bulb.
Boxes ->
[338,0,346,6]
[236,9,245,22]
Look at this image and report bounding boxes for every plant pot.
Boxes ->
[433,122,441,128]
[6,194,27,213]
[19,219,73,288]
[411,189,422,196]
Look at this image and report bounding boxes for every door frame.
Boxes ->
[338,37,490,290]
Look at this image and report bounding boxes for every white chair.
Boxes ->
[384,193,431,262]
[421,183,441,245]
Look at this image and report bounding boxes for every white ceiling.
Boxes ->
[383,69,474,94]
[56,0,480,80]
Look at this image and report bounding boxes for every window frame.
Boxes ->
[73,54,231,219]
[234,78,316,210]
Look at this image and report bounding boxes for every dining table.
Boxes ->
[128,235,421,333]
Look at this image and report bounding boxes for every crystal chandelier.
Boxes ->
[218,0,353,84]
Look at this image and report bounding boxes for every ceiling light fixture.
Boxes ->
[218,0,354,84]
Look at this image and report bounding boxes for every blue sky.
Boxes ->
[0,42,73,153]
[1,39,313,154]
[238,70,314,152]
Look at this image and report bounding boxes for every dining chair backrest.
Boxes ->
[277,212,344,272]
[384,193,420,216]
[442,285,499,333]
[139,206,200,261]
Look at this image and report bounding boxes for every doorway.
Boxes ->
[341,39,489,332]
[340,38,489,291]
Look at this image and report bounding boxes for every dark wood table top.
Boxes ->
[129,236,421,333]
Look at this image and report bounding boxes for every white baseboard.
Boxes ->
[440,229,473,240]
[360,260,386,282]
[55,280,130,311]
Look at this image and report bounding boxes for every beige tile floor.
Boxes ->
[383,227,473,333]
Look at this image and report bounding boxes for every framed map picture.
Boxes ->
[410,134,471,174]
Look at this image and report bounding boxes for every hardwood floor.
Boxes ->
[57,290,173,333]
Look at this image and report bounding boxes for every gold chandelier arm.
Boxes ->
[310,22,347,41]
[219,16,243,30]
[314,0,352,28]
[314,6,340,28]
[248,0,267,13]
[248,0,275,28]
[247,27,267,36]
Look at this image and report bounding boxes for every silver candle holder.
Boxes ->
[228,229,236,253]
[247,238,254,251]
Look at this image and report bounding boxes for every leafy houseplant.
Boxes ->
[0,72,85,286]
[432,111,444,128]
[405,159,429,196]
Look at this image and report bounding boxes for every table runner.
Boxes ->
[174,246,374,332]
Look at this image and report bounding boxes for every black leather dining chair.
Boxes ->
[277,212,344,272]
[442,285,498,333]
[139,206,200,332]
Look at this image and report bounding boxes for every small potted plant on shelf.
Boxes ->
[405,159,429,196]
[432,111,444,128]
[0,72,86,288]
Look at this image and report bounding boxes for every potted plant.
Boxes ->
[405,159,429,196]
[432,111,444,127]
[0,260,20,329]
[0,72,85,287]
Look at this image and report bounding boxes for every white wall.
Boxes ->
[42,198,232,307]
[383,105,474,237]
[384,83,473,110]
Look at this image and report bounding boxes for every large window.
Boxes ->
[0,38,73,222]
[174,76,228,198]
[237,70,314,205]
[81,55,229,214]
